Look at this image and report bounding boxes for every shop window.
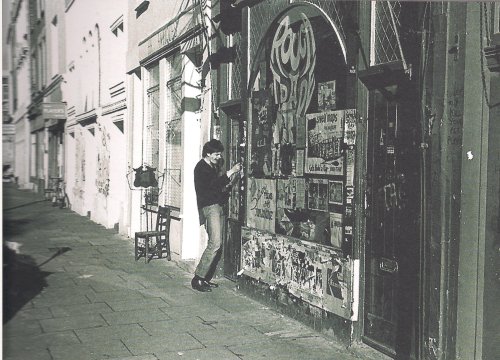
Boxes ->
[163,53,182,209]
[246,4,352,251]
[145,64,160,174]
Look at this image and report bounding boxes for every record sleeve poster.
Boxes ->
[306,110,344,175]
[247,178,276,233]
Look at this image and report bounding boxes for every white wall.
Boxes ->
[63,0,129,230]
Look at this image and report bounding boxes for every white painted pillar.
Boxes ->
[180,52,202,260]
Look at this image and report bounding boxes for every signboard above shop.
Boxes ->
[43,103,67,120]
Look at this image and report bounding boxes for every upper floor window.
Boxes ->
[370,1,403,65]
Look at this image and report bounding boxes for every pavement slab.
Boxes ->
[48,340,133,360]
[39,313,108,332]
[3,185,388,360]
[75,323,151,343]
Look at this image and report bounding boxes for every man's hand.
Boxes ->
[227,163,242,177]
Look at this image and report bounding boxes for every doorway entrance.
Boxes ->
[363,88,421,359]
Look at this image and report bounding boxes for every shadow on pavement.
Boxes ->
[3,245,52,323]
[3,218,34,238]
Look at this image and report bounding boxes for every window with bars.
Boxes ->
[371,1,403,66]
[144,64,160,205]
[163,53,183,209]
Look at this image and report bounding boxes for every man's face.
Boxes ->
[207,152,222,166]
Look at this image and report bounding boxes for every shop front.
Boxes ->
[232,1,361,344]
[28,101,67,193]
[219,1,424,358]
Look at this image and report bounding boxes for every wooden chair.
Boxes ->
[134,205,179,263]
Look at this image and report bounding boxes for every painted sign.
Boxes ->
[42,103,66,120]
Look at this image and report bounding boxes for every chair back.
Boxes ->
[156,206,170,233]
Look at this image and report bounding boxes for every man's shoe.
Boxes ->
[191,277,212,292]
[203,280,219,288]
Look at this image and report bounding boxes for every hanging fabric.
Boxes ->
[133,165,158,188]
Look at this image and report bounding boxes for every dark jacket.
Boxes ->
[194,159,230,221]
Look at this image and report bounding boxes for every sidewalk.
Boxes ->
[3,184,387,360]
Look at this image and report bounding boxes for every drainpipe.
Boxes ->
[95,24,101,107]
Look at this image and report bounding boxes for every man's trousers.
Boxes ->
[195,204,223,280]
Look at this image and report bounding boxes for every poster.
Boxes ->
[276,178,306,236]
[329,213,343,248]
[277,178,306,210]
[344,109,357,145]
[241,227,354,319]
[318,80,336,111]
[295,149,305,176]
[247,178,276,232]
[250,90,273,178]
[345,146,355,186]
[306,110,344,175]
[329,180,343,205]
[307,179,329,212]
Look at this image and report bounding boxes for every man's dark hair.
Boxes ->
[202,139,224,157]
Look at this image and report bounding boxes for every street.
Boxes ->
[2,184,386,360]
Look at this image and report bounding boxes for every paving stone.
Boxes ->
[189,324,267,347]
[155,347,240,360]
[3,348,52,360]
[86,289,146,303]
[102,308,172,325]
[3,319,43,338]
[123,333,204,356]
[159,303,229,321]
[140,318,212,335]
[13,306,53,321]
[108,356,159,360]
[75,323,150,343]
[40,313,108,332]
[106,297,169,312]
[3,331,81,353]
[31,292,91,307]
[49,340,132,360]
[38,285,94,299]
[50,302,113,317]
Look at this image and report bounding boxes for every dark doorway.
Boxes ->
[222,110,244,279]
[363,86,421,359]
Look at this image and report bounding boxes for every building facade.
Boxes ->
[26,0,67,194]
[6,0,31,188]
[212,1,499,360]
[62,0,129,231]
[5,1,498,359]
[125,0,210,260]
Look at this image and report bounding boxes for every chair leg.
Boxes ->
[165,232,171,261]
[157,236,163,259]
[145,236,149,264]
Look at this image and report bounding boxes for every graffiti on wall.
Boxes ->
[96,124,111,196]
[241,227,353,319]
[74,129,85,198]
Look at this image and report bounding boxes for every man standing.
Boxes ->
[191,139,241,292]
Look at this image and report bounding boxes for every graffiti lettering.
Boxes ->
[270,13,316,117]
